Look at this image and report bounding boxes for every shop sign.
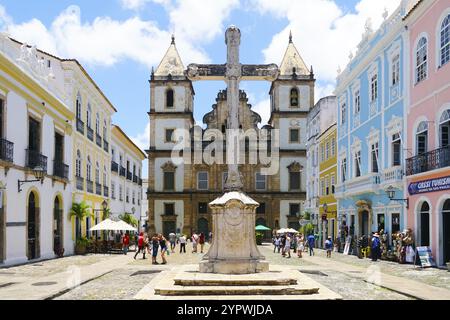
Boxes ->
[416,247,436,268]
[408,176,450,195]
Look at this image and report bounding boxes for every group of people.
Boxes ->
[131,232,168,265]
[123,231,211,264]
[272,233,318,258]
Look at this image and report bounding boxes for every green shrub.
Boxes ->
[255,232,264,245]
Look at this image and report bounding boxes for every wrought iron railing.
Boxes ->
[76,118,84,134]
[96,134,102,147]
[133,174,138,183]
[120,166,126,177]
[127,171,132,180]
[0,138,14,163]
[76,176,84,190]
[87,127,94,141]
[111,161,119,172]
[138,178,143,186]
[103,140,109,152]
[406,146,450,176]
[103,186,109,197]
[25,149,47,173]
[95,182,102,195]
[53,160,69,179]
[86,180,94,193]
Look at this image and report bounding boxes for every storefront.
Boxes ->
[407,169,450,266]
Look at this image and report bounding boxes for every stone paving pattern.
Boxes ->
[1,242,449,300]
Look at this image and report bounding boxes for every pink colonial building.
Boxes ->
[404,0,450,266]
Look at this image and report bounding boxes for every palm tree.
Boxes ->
[102,208,111,220]
[119,213,138,227]
[70,201,92,240]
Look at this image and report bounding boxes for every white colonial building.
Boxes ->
[0,34,74,265]
[110,125,145,226]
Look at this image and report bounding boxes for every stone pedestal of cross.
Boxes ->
[186,26,279,274]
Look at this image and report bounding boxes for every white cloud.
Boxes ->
[131,122,150,152]
[0,5,209,68]
[254,0,401,83]
[251,98,271,126]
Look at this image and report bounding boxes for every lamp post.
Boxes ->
[386,185,409,209]
[18,166,45,192]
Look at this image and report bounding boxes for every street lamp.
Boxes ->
[386,185,409,209]
[18,166,45,192]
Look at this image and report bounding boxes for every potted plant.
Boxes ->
[255,232,264,245]
[75,237,90,255]
[69,201,92,254]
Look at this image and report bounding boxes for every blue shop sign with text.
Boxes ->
[408,176,450,195]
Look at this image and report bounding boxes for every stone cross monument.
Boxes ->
[186,26,279,274]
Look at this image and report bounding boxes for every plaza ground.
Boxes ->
[0,243,449,300]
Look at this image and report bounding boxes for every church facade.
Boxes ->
[146,35,314,238]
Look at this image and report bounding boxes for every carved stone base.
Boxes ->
[199,259,269,274]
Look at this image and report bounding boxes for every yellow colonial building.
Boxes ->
[62,60,117,240]
[316,96,338,247]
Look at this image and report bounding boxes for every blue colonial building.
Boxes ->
[335,5,411,245]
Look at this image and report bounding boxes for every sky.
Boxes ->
[0,0,401,176]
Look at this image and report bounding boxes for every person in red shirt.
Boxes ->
[122,232,130,255]
[199,233,206,253]
[134,232,146,260]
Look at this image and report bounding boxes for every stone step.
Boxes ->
[174,278,297,286]
[155,285,320,296]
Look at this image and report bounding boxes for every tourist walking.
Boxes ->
[307,234,315,256]
[281,235,286,256]
[133,232,146,260]
[371,233,381,262]
[169,232,176,253]
[325,236,333,258]
[151,234,160,264]
[284,234,291,258]
[192,232,199,253]
[179,234,187,253]
[159,234,168,265]
[199,232,206,253]
[122,232,130,255]
[297,235,304,258]
[273,236,280,253]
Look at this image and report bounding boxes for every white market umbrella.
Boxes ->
[89,219,118,231]
[115,220,138,232]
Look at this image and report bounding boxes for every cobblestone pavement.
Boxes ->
[2,242,449,300]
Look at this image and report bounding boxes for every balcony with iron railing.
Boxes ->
[127,171,132,181]
[53,160,69,180]
[406,146,450,176]
[0,138,14,163]
[96,133,102,148]
[103,140,109,152]
[87,127,94,141]
[76,118,84,135]
[86,180,94,193]
[138,178,143,186]
[120,166,126,177]
[103,185,109,197]
[133,174,138,184]
[95,182,102,195]
[111,161,119,173]
[25,149,48,173]
[76,176,84,190]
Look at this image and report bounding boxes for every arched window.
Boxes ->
[86,156,92,181]
[87,104,92,128]
[419,201,430,247]
[440,14,450,67]
[416,37,427,83]
[416,121,428,155]
[166,89,174,108]
[290,88,299,107]
[76,150,82,177]
[76,93,82,120]
[439,109,450,148]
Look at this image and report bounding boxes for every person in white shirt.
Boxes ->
[285,235,291,258]
[192,233,199,253]
[179,235,187,253]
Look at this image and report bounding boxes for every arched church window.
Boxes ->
[166,89,174,108]
[290,88,299,107]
